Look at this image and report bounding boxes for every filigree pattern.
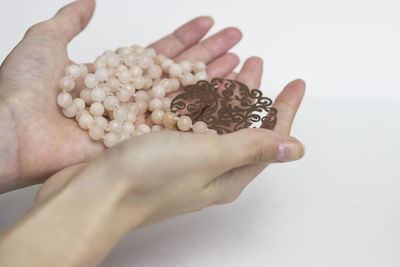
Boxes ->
[171,78,277,134]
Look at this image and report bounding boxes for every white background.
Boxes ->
[0,0,399,266]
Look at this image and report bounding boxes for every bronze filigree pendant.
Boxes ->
[170,78,277,134]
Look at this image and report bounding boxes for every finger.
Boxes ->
[224,72,238,80]
[205,129,304,204]
[173,27,242,64]
[148,16,214,58]
[272,79,306,135]
[207,128,303,178]
[206,53,240,78]
[50,0,96,44]
[236,56,263,88]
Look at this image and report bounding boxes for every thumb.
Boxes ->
[25,0,95,44]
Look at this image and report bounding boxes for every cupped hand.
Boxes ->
[0,0,245,192]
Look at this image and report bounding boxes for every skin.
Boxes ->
[0,0,306,266]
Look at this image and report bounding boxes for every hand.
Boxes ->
[0,0,245,192]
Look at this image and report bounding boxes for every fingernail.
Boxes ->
[276,139,304,162]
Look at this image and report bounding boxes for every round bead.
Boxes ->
[94,116,108,129]
[193,61,206,73]
[195,71,208,81]
[137,124,151,133]
[148,98,163,111]
[104,95,119,111]
[161,59,174,72]
[170,78,180,91]
[127,112,137,123]
[206,129,218,135]
[89,102,104,116]
[122,121,135,134]
[65,64,81,80]
[123,53,137,67]
[80,88,92,103]
[113,106,128,121]
[138,56,153,69]
[193,121,208,133]
[73,98,85,110]
[180,73,195,86]
[180,60,192,73]
[57,92,72,108]
[143,76,153,90]
[177,115,192,131]
[135,90,150,103]
[145,48,157,58]
[108,120,122,133]
[161,97,172,112]
[162,112,177,128]
[76,110,89,122]
[94,67,108,81]
[78,64,88,78]
[129,66,143,78]
[59,76,75,91]
[118,70,132,84]
[88,125,104,140]
[62,103,78,118]
[106,53,120,67]
[151,109,165,125]
[119,132,131,141]
[84,74,98,88]
[90,87,105,102]
[134,76,146,89]
[126,103,139,114]
[103,132,119,148]
[106,78,120,92]
[169,63,183,77]
[116,88,131,102]
[148,65,162,79]
[137,101,147,114]
[124,84,136,96]
[151,84,166,99]
[78,113,94,130]
[116,46,131,57]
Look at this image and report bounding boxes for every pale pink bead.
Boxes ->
[135,90,150,103]
[122,121,135,134]
[63,103,78,118]
[78,64,88,78]
[94,67,108,82]
[122,53,136,67]
[134,77,146,89]
[59,76,75,91]
[151,109,165,125]
[119,132,131,142]
[108,120,122,133]
[162,112,177,128]
[80,89,91,104]
[126,103,139,114]
[94,60,107,69]
[180,73,195,86]
[143,76,153,89]
[132,130,145,136]
[113,106,128,121]
[148,98,162,111]
[84,74,98,88]
[195,71,208,81]
[161,97,172,112]
[57,92,72,108]
[118,70,131,84]
[169,63,183,77]
[106,53,120,67]
[132,45,145,55]
[161,59,174,72]
[103,132,119,148]
[177,115,192,131]
[124,84,136,96]
[137,101,147,114]
[116,64,128,73]
[158,54,166,63]
[151,125,163,132]
[193,61,206,73]
[129,66,143,78]
[90,102,104,116]
[138,56,153,69]
[76,109,88,122]
[151,84,166,99]
[180,60,192,73]
[104,95,119,111]
[170,78,180,91]
[137,124,151,133]
[206,129,218,135]
[106,78,120,92]
[192,121,208,133]
[103,50,114,56]
[116,88,131,102]
[73,98,85,110]
[145,47,157,58]
[88,125,104,140]
[94,116,108,129]
[116,46,131,57]
[148,65,162,79]
[161,79,173,93]
[127,112,137,123]
[78,113,94,130]
[65,64,81,80]
[90,87,105,102]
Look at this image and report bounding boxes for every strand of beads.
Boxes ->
[56,45,217,148]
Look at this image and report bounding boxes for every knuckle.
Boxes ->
[245,130,278,164]
[25,20,52,36]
